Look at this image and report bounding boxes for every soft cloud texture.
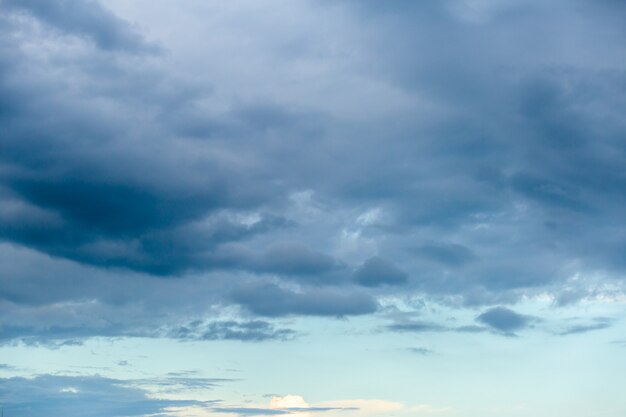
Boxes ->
[0,374,214,417]
[0,4,625,409]
[476,307,533,335]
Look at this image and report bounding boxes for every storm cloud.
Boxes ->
[0,0,625,349]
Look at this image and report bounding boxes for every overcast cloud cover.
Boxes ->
[1,0,626,416]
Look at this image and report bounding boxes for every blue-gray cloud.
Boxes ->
[0,0,625,348]
[354,257,409,287]
[558,317,613,336]
[255,243,344,278]
[0,318,296,346]
[169,320,297,342]
[385,319,489,335]
[0,374,214,417]
[1,0,158,52]
[386,321,445,333]
[476,307,533,335]
[413,242,476,267]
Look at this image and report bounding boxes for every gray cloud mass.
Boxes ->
[0,0,625,346]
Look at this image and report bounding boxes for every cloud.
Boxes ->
[231,283,378,317]
[254,243,345,281]
[476,307,533,335]
[407,347,434,355]
[212,407,288,416]
[1,0,158,52]
[269,395,311,409]
[558,317,613,336]
[0,317,296,347]
[385,319,489,335]
[385,321,445,333]
[413,243,476,267]
[0,374,215,417]
[212,395,358,417]
[168,320,297,342]
[0,0,625,351]
[0,1,290,277]
[317,399,402,416]
[353,257,408,287]
[131,376,230,394]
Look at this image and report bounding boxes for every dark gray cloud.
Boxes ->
[476,307,533,335]
[0,374,213,417]
[354,257,408,287]
[0,0,625,348]
[1,0,158,52]
[325,0,626,302]
[0,244,359,348]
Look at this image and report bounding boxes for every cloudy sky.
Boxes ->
[1,0,626,416]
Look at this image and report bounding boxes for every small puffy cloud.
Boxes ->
[476,307,533,335]
[270,395,310,410]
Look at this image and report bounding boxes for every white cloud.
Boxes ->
[270,394,310,409]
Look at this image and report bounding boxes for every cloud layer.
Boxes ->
[0,0,625,347]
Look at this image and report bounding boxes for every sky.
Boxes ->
[1,0,626,416]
